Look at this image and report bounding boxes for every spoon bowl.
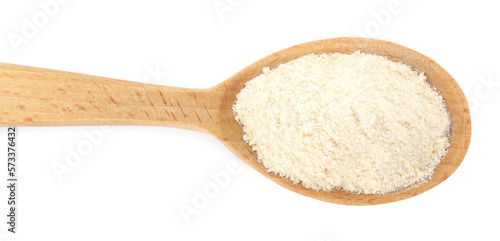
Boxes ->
[0,37,471,205]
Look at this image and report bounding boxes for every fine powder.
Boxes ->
[233,52,451,194]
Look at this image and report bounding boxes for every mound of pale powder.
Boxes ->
[233,52,451,194]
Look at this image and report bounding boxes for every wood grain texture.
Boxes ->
[0,37,471,205]
[0,63,221,132]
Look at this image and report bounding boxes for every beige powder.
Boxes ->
[233,52,451,194]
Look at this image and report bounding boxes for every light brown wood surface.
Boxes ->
[0,38,471,205]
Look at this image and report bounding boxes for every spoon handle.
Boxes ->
[0,63,220,132]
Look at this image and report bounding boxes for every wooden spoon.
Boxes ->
[0,37,471,205]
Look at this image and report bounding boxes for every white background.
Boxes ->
[0,0,499,240]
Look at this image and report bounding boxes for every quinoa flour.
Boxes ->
[233,52,451,194]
